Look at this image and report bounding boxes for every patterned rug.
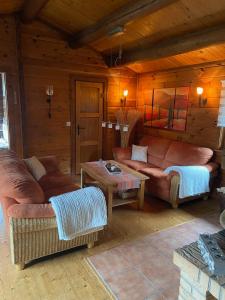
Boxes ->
[87,213,222,300]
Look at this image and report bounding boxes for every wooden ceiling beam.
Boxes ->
[104,24,225,67]
[21,0,49,23]
[69,0,178,49]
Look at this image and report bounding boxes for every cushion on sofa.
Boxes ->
[0,150,45,204]
[24,156,46,180]
[120,159,157,171]
[140,167,171,201]
[139,136,172,167]
[38,171,74,191]
[44,184,79,200]
[131,145,148,162]
[162,141,213,169]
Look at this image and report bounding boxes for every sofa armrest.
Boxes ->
[204,162,219,175]
[112,147,132,161]
[38,156,60,173]
[7,203,55,219]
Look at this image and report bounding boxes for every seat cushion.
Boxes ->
[162,141,213,169]
[44,184,79,200]
[140,167,170,201]
[38,171,74,191]
[120,159,157,171]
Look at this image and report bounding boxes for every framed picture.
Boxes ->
[144,87,189,131]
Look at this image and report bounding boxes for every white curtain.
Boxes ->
[218,80,225,127]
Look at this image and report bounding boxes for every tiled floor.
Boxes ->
[88,214,222,300]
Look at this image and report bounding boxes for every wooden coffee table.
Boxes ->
[80,160,149,223]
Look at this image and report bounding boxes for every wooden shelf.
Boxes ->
[112,198,137,207]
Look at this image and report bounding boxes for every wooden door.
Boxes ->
[74,80,104,174]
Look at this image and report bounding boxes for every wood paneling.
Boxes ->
[69,0,178,49]
[92,0,225,52]
[21,0,50,23]
[39,0,130,34]
[137,66,223,149]
[128,43,225,73]
[0,16,23,156]
[0,0,24,14]
[20,21,137,173]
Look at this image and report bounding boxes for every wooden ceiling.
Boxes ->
[0,0,24,14]
[2,0,225,73]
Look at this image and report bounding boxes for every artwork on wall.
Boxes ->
[144,87,189,131]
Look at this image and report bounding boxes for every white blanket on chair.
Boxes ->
[50,187,107,240]
[164,166,210,199]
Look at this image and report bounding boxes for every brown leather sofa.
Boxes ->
[0,150,102,270]
[113,135,218,208]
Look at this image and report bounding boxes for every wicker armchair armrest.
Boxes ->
[7,203,55,219]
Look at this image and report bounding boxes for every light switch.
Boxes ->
[66,121,71,127]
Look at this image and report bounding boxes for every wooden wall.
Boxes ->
[0,15,23,156]
[20,21,137,173]
[137,66,224,150]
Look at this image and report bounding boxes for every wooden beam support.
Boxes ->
[21,0,49,23]
[69,0,178,49]
[104,24,225,67]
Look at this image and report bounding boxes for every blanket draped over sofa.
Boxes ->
[164,165,210,198]
[113,135,218,208]
[50,187,107,240]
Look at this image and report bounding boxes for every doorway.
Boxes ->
[71,78,106,174]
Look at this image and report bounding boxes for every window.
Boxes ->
[0,73,9,148]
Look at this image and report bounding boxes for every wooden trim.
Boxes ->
[105,23,225,66]
[21,0,50,23]
[140,59,225,76]
[69,0,178,48]
[70,75,108,175]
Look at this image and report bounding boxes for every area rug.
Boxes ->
[87,213,222,300]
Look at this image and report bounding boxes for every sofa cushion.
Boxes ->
[139,136,172,168]
[38,171,74,191]
[44,184,79,200]
[120,159,157,171]
[24,156,46,180]
[131,145,148,162]
[140,167,170,201]
[0,150,45,204]
[162,141,213,169]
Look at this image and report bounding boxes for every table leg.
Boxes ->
[81,168,85,188]
[138,180,145,209]
[107,188,113,224]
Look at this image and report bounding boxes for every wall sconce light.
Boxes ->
[197,86,207,106]
[120,89,128,107]
[46,85,54,118]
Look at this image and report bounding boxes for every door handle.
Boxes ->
[77,124,85,135]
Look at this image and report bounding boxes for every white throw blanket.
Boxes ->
[50,187,107,240]
[164,166,210,199]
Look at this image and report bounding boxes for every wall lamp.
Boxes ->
[120,89,128,107]
[46,85,54,118]
[197,86,207,106]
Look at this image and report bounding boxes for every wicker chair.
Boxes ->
[10,217,100,270]
[0,150,103,270]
